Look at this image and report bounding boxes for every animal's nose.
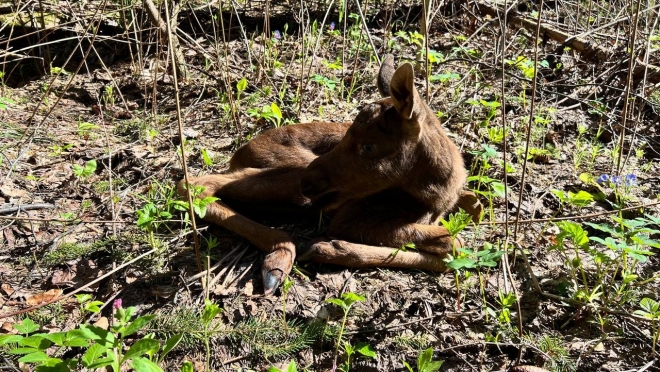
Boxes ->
[300,170,330,198]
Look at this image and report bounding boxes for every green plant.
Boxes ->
[325,292,366,370]
[72,159,97,180]
[633,297,660,353]
[551,214,660,309]
[403,347,444,372]
[102,85,115,106]
[77,119,100,138]
[200,300,222,371]
[247,102,283,127]
[268,360,298,372]
[0,302,182,372]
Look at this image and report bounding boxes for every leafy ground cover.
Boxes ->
[0,0,659,371]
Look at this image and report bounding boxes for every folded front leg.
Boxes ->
[177,176,296,294]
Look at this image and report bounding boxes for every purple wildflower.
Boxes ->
[596,174,609,184]
[329,22,336,31]
[611,175,621,185]
[625,174,637,186]
[113,298,122,309]
[273,30,281,40]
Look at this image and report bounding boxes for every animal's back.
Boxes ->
[228,121,352,171]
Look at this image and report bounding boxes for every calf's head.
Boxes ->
[301,57,464,212]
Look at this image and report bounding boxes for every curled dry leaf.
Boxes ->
[26,289,63,306]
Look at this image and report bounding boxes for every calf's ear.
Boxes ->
[389,63,421,120]
[377,54,395,98]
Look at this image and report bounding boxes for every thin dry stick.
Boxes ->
[422,0,430,101]
[615,0,642,175]
[354,0,380,65]
[479,199,660,226]
[213,0,240,131]
[164,0,202,271]
[510,0,545,353]
[0,248,157,319]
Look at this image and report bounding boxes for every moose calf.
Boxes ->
[178,55,479,294]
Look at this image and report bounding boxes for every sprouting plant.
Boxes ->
[633,298,660,353]
[403,347,444,372]
[267,360,298,372]
[429,72,460,83]
[325,292,365,370]
[466,99,501,127]
[72,159,97,180]
[550,189,595,209]
[236,77,248,101]
[506,55,549,79]
[492,290,517,324]
[395,30,424,47]
[0,301,182,372]
[247,102,283,127]
[78,119,100,138]
[312,74,340,91]
[467,174,506,221]
[75,294,104,321]
[200,300,222,371]
[102,85,115,106]
[439,210,475,309]
[281,276,294,325]
[200,148,214,167]
[391,242,416,257]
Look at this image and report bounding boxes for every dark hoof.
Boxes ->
[260,246,295,295]
[261,268,284,296]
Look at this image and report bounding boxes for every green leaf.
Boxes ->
[568,190,594,207]
[123,338,161,362]
[180,361,194,372]
[201,300,222,325]
[82,343,108,367]
[131,356,164,372]
[8,347,41,355]
[39,332,67,346]
[0,334,24,345]
[271,102,282,118]
[325,298,348,311]
[286,360,298,372]
[445,257,477,270]
[19,335,52,349]
[86,357,115,370]
[355,342,377,359]
[35,358,73,372]
[159,334,183,362]
[18,351,49,363]
[123,315,156,337]
[236,77,248,92]
[417,348,443,372]
[76,325,115,348]
[14,318,40,334]
[341,292,365,306]
[84,301,104,313]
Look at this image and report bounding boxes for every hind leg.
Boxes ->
[300,191,461,271]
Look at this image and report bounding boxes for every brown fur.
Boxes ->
[177,56,480,294]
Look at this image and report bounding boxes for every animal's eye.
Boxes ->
[361,143,375,154]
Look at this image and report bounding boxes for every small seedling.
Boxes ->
[72,159,97,180]
[403,347,444,372]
